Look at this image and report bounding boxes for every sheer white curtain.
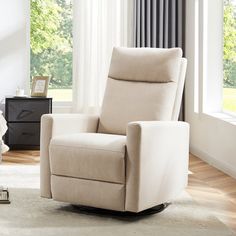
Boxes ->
[72,0,134,113]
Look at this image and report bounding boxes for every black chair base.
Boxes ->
[72,203,170,219]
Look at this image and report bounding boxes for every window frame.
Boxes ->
[29,0,73,107]
[193,0,236,122]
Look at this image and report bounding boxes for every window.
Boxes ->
[223,0,236,113]
[193,0,235,117]
[30,0,73,102]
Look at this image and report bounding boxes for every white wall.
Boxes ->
[185,0,236,179]
[0,0,30,112]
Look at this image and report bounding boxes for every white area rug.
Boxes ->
[0,165,235,236]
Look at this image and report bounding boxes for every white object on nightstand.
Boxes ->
[15,87,25,97]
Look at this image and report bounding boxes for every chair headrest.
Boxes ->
[108,47,183,83]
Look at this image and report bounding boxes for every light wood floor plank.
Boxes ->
[187,153,236,233]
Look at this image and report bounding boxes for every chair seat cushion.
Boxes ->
[49,133,126,184]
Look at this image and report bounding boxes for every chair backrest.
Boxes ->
[98,47,187,135]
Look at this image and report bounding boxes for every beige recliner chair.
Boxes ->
[40,47,189,213]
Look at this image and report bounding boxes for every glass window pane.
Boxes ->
[30,0,73,102]
[223,0,236,113]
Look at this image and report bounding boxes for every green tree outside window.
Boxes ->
[223,0,236,113]
[30,0,72,101]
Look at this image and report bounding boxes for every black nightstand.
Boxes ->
[5,97,52,150]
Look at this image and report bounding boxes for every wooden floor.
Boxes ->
[2,151,236,233]
[187,154,236,233]
[2,150,40,165]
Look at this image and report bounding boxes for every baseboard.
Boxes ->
[190,145,236,180]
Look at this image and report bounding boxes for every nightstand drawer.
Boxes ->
[7,100,50,122]
[7,123,40,146]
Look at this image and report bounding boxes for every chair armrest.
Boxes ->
[40,114,99,198]
[125,121,189,212]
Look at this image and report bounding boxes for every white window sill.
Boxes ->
[204,112,236,125]
[52,101,72,106]
[52,101,72,113]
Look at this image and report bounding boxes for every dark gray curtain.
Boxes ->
[134,0,186,120]
[134,0,185,49]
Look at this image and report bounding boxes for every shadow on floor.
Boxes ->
[58,203,170,222]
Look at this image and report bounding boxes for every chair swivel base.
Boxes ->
[72,203,170,218]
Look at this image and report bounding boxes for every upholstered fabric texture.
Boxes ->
[98,47,185,135]
[125,121,189,212]
[51,175,125,211]
[108,47,182,83]
[171,58,187,120]
[40,114,99,198]
[50,133,126,184]
[40,47,189,213]
[98,78,177,135]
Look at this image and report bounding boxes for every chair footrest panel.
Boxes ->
[51,175,125,211]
